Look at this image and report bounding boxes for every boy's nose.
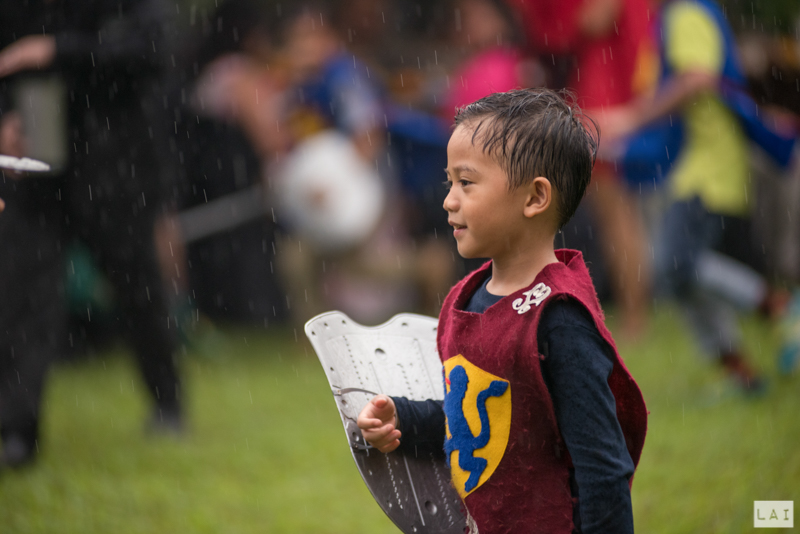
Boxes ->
[443,190,457,212]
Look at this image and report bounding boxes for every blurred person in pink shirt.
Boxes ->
[443,0,542,114]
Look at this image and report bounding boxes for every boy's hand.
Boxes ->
[357,395,401,453]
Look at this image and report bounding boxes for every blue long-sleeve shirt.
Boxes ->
[393,277,635,534]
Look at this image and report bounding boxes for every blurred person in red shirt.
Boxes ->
[507,0,659,340]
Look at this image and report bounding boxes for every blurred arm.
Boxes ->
[605,2,724,138]
[578,0,624,38]
[625,69,719,131]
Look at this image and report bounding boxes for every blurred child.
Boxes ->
[273,4,402,325]
[357,88,647,534]
[442,0,534,114]
[275,3,457,323]
[605,0,800,386]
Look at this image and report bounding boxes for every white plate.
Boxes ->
[0,155,51,172]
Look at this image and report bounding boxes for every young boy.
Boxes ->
[357,88,647,534]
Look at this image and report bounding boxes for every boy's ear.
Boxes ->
[522,176,552,219]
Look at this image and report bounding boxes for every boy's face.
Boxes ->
[443,124,530,261]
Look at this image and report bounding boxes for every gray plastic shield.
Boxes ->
[305,311,466,534]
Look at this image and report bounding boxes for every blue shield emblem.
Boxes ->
[443,355,512,498]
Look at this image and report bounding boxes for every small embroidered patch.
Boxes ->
[511,282,551,314]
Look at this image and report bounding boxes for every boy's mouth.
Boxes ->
[449,221,466,238]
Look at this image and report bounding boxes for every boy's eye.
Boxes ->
[442,178,471,189]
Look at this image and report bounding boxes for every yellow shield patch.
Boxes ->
[443,355,511,498]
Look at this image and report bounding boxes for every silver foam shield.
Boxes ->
[305,311,466,534]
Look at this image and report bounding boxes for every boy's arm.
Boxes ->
[391,397,446,458]
[539,299,635,534]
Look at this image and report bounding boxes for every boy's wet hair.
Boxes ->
[454,88,598,228]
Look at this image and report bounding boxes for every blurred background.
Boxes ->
[0,0,798,532]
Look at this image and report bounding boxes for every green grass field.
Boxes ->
[0,306,797,533]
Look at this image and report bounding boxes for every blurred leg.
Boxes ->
[0,199,65,464]
[656,198,717,298]
[696,250,767,311]
[588,168,651,340]
[679,289,741,359]
[275,232,326,326]
[93,216,182,421]
[154,211,189,305]
[657,197,763,391]
[69,149,183,428]
[414,238,457,316]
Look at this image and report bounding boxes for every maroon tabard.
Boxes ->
[437,249,647,534]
